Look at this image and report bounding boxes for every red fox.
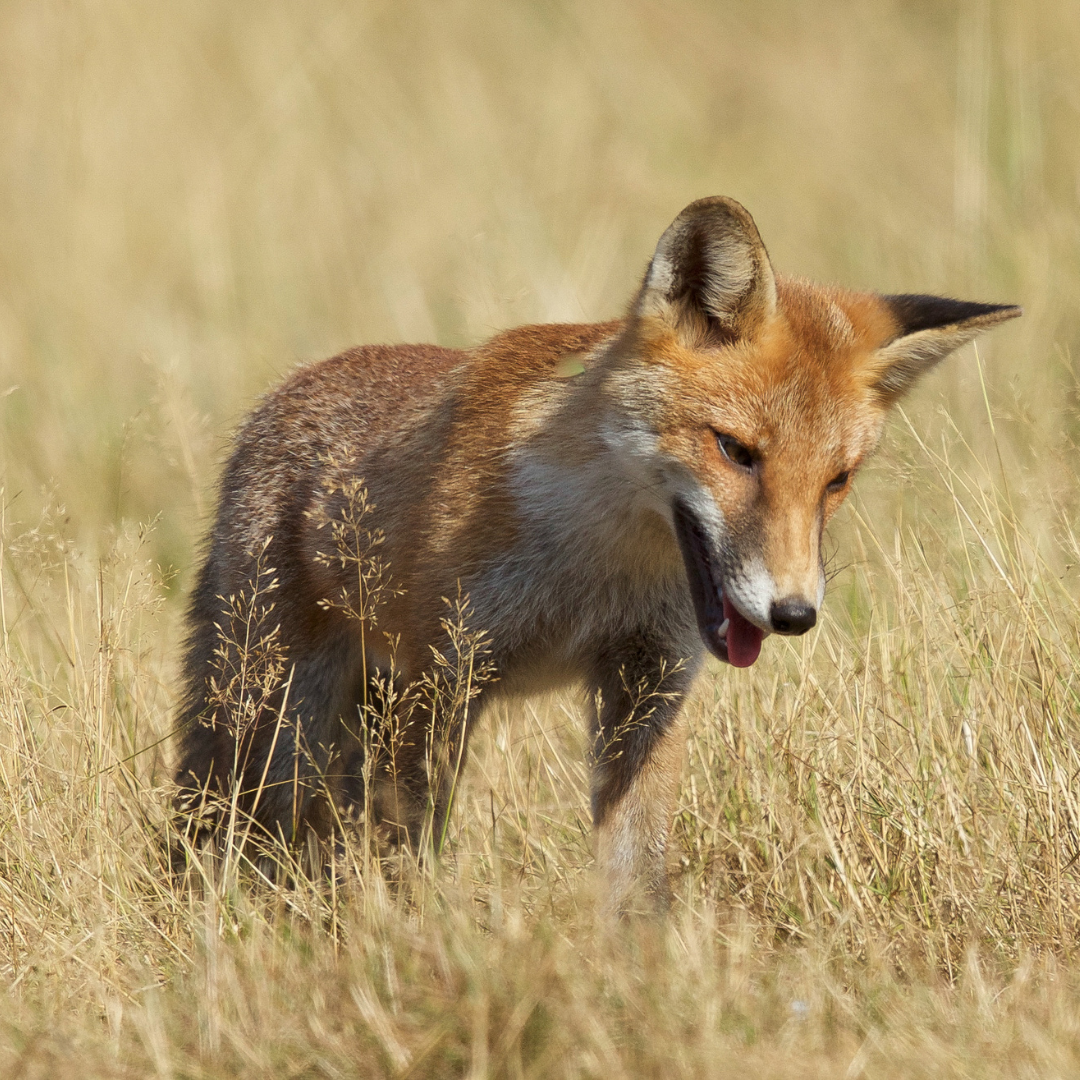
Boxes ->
[175,197,1019,909]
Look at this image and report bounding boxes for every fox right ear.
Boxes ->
[869,295,1022,404]
[636,196,777,345]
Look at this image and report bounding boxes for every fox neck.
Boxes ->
[508,380,685,594]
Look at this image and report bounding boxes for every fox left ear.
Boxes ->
[636,196,777,344]
[870,294,1022,403]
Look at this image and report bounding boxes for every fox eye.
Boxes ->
[827,470,850,493]
[716,433,756,471]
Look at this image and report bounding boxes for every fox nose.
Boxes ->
[769,598,817,635]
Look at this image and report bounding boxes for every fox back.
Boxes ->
[175,197,1019,910]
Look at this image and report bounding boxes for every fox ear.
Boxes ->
[636,196,777,344]
[870,295,1022,403]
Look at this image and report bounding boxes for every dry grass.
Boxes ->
[2,0,1080,1075]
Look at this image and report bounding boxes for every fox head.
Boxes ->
[601,196,1021,667]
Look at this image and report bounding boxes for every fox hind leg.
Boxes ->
[174,628,368,845]
[368,695,481,857]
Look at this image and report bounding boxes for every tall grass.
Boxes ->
[1,0,1080,1074]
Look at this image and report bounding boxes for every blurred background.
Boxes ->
[0,0,1068,590]
[3,9,1080,1058]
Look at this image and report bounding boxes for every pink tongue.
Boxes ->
[723,596,764,668]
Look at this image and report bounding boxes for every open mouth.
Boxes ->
[672,501,765,668]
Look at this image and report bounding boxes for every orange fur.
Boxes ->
[175,198,1019,910]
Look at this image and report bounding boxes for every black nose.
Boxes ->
[770,598,817,635]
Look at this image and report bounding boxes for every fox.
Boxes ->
[174,196,1020,910]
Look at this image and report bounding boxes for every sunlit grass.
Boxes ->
[1,0,1079,1075]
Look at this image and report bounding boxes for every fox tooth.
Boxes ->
[717,618,730,638]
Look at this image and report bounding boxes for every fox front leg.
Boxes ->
[588,633,698,915]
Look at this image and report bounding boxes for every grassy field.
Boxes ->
[2,0,1080,1074]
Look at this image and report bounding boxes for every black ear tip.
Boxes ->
[980,302,1023,319]
[974,302,1024,325]
[884,294,1023,337]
